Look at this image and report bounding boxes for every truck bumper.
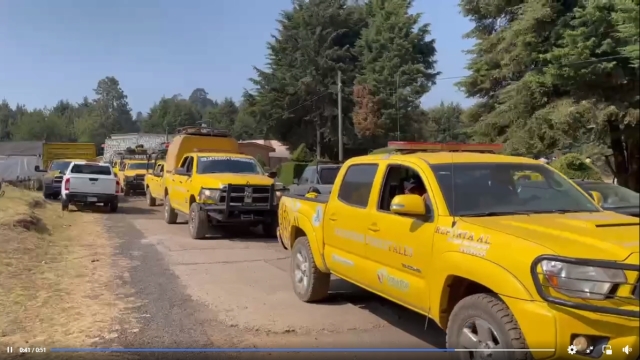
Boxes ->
[44,183,61,194]
[197,183,278,225]
[65,192,118,205]
[503,296,639,359]
[124,181,145,192]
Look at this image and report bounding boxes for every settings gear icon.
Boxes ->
[568,345,578,355]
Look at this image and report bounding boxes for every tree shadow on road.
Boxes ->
[192,225,279,244]
[321,278,447,348]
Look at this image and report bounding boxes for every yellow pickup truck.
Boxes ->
[145,158,165,206]
[34,142,96,199]
[278,142,639,359]
[163,126,285,239]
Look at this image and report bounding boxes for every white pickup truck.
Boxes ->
[61,161,120,212]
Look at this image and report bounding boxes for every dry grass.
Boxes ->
[0,185,134,355]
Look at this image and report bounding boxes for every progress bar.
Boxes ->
[50,348,556,353]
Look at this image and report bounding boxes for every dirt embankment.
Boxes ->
[0,186,137,356]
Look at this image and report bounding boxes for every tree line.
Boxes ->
[0,0,638,190]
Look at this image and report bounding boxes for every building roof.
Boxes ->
[242,140,290,158]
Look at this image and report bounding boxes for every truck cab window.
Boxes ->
[299,168,313,185]
[179,156,193,174]
[378,165,431,213]
[337,164,378,208]
[154,164,164,176]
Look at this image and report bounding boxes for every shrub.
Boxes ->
[551,153,603,181]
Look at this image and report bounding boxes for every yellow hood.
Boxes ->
[462,212,640,261]
[198,173,275,187]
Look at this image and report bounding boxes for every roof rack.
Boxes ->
[116,145,149,160]
[176,126,231,138]
[386,141,503,154]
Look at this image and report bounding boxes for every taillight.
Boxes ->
[64,178,70,191]
[116,180,120,193]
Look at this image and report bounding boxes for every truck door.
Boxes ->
[323,163,381,283]
[172,156,193,212]
[150,163,164,198]
[365,160,436,312]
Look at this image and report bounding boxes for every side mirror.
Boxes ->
[267,171,277,179]
[590,191,604,206]
[174,168,188,176]
[390,194,427,216]
[34,165,43,172]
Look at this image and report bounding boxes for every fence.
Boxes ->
[0,176,44,197]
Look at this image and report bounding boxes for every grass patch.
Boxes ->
[0,185,133,353]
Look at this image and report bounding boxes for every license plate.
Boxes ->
[87,197,97,202]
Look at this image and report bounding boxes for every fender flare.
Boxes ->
[432,252,533,318]
[288,214,330,273]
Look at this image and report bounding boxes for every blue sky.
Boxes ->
[0,0,475,114]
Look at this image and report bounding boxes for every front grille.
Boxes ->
[134,174,145,182]
[219,186,271,206]
[53,175,63,184]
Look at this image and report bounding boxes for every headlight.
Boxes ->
[540,260,627,300]
[199,188,221,203]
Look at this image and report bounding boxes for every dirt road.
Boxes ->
[103,197,447,355]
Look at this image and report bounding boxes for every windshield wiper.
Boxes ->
[528,210,591,214]
[461,211,533,217]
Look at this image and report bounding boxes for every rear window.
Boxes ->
[319,167,340,185]
[70,164,112,176]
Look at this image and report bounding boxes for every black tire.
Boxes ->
[290,236,330,302]
[146,187,156,206]
[164,194,178,224]
[124,187,131,196]
[188,202,209,239]
[108,201,119,213]
[262,221,278,238]
[446,293,531,360]
[61,199,70,212]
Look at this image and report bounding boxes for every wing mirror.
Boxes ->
[267,171,277,179]
[590,191,603,206]
[174,168,189,176]
[34,165,46,172]
[390,194,429,216]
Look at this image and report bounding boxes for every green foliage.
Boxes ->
[458,0,639,190]
[278,162,310,186]
[551,153,603,181]
[290,144,313,162]
[353,0,438,143]
[255,155,267,168]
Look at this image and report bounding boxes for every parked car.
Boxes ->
[288,163,341,196]
[573,180,639,217]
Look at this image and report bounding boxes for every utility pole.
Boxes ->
[338,71,343,162]
[396,73,400,141]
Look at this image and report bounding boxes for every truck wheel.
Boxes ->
[108,201,119,213]
[291,236,330,302]
[164,195,178,224]
[61,199,70,212]
[146,188,156,206]
[188,202,208,239]
[446,293,531,360]
[262,221,278,238]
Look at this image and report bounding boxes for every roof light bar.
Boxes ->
[386,141,503,153]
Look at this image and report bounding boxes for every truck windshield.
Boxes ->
[50,161,72,173]
[430,162,600,216]
[319,167,340,185]
[197,156,261,175]
[127,163,148,170]
[578,182,640,208]
[70,164,112,176]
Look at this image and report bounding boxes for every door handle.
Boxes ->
[368,224,380,232]
[328,213,338,221]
